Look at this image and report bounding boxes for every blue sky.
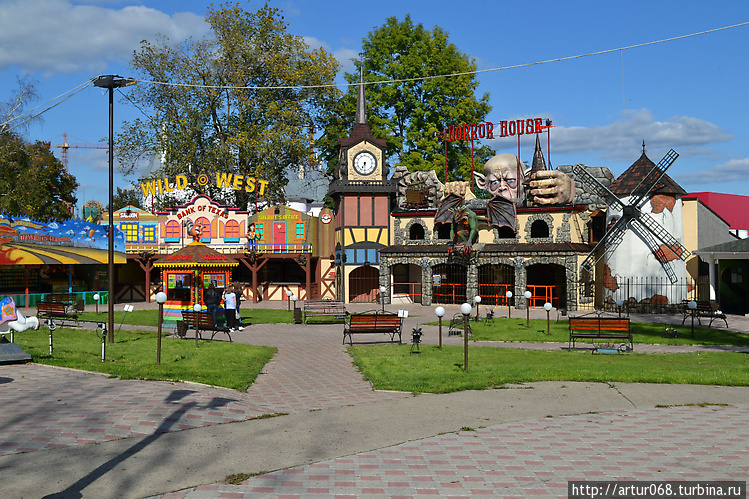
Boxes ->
[1,0,748,215]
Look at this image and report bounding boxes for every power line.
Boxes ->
[1,79,93,133]
[135,21,749,91]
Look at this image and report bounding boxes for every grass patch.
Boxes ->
[349,344,749,394]
[78,308,295,327]
[16,327,276,391]
[446,317,749,347]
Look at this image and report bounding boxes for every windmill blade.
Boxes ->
[580,216,630,273]
[571,165,626,211]
[631,149,679,209]
[632,211,690,261]
[629,217,682,283]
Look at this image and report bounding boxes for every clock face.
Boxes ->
[353,151,377,175]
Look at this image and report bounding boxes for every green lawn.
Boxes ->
[441,317,749,347]
[349,344,749,393]
[78,308,296,327]
[15,327,276,391]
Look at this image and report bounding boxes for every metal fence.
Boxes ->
[576,276,707,314]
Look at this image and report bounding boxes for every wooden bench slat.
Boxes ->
[302,300,347,324]
[37,301,79,326]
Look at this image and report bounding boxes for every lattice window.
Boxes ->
[165,220,180,239]
[121,223,138,242]
[224,220,240,239]
[295,223,305,239]
[142,225,156,242]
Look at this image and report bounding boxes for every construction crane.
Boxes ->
[52,133,107,170]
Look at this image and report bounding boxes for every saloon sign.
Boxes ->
[445,118,547,141]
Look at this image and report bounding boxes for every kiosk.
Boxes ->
[154,242,238,326]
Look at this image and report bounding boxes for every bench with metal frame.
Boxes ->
[180,310,233,342]
[447,313,472,337]
[569,316,632,351]
[680,300,728,328]
[303,299,347,324]
[37,302,79,327]
[343,311,403,345]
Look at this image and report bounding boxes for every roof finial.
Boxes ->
[355,53,367,125]
[642,140,646,155]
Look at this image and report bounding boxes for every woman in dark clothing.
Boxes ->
[204,283,222,325]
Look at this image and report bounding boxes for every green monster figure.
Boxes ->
[449,205,478,254]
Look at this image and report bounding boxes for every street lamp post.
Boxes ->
[474,295,481,322]
[460,302,472,372]
[379,285,387,313]
[616,299,624,318]
[93,75,136,344]
[688,300,697,338]
[155,291,167,364]
[544,302,552,336]
[193,303,202,347]
[435,306,445,350]
[93,293,100,315]
[286,290,293,311]
[524,290,532,327]
[506,290,513,319]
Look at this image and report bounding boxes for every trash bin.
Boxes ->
[293,308,302,324]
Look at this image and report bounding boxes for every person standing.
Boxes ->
[204,283,222,326]
[223,285,238,331]
[234,284,245,330]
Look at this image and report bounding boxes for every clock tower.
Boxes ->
[328,63,395,303]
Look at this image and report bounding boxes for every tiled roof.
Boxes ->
[339,123,387,149]
[608,152,686,197]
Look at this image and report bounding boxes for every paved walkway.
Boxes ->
[0,302,747,498]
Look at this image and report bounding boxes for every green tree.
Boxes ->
[319,15,493,184]
[117,2,340,212]
[111,187,144,212]
[0,132,78,220]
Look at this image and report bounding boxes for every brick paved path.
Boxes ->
[158,404,749,498]
[0,322,408,457]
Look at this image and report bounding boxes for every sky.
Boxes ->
[1,0,748,216]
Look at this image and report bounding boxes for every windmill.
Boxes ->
[573,148,690,284]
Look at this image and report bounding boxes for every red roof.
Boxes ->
[684,192,749,230]
[609,152,686,197]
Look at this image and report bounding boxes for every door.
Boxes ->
[273,222,286,252]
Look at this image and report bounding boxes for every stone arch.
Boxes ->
[524,213,554,243]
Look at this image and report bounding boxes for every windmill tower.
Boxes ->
[574,145,690,305]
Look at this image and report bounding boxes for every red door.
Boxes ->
[273,222,286,252]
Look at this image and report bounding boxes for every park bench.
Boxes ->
[302,299,347,324]
[569,316,632,351]
[447,312,472,336]
[680,300,728,328]
[37,301,79,327]
[180,310,232,342]
[343,312,403,345]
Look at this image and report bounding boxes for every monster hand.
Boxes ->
[528,170,575,205]
[443,181,475,200]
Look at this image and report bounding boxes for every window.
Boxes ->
[142,225,156,243]
[196,217,210,240]
[121,223,138,242]
[435,223,451,240]
[409,224,425,240]
[530,220,550,238]
[224,220,240,239]
[295,223,305,239]
[256,223,264,239]
[497,226,515,239]
[165,220,180,239]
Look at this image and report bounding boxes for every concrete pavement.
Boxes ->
[0,301,747,498]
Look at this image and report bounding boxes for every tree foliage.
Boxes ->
[0,132,78,220]
[112,187,143,212]
[319,15,493,183]
[117,2,340,212]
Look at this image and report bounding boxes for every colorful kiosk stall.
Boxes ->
[154,241,238,326]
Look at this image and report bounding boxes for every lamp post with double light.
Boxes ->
[93,75,136,344]
[435,306,445,349]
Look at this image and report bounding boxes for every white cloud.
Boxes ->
[488,109,733,162]
[675,158,749,185]
[0,0,209,74]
